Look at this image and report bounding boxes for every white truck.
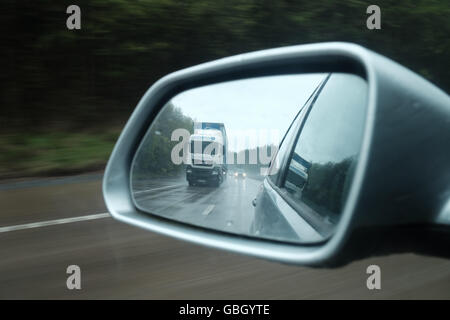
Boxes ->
[186,122,227,187]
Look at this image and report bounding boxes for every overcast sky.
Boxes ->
[171,73,327,151]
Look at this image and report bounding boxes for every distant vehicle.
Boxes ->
[186,122,228,187]
[234,169,246,179]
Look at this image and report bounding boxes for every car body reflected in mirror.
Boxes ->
[254,73,367,242]
[130,72,368,244]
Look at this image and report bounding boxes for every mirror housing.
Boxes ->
[103,42,450,267]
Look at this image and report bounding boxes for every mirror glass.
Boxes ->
[131,73,367,244]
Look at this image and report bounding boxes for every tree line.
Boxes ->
[1,0,448,133]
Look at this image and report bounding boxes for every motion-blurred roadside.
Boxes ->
[1,1,448,179]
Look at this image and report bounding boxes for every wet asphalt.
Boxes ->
[0,173,449,299]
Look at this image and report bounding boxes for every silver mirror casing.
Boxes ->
[103,42,450,266]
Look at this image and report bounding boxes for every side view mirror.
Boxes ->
[103,42,450,267]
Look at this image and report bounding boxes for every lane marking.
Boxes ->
[133,184,184,194]
[0,213,110,233]
[202,204,215,216]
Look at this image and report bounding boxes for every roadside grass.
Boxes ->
[0,129,121,179]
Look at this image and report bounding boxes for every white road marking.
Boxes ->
[133,184,184,194]
[202,204,215,216]
[0,213,110,233]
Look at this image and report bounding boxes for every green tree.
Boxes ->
[133,102,194,178]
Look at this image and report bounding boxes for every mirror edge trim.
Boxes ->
[102,42,379,266]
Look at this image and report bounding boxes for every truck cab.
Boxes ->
[186,123,227,187]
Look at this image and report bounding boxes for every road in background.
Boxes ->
[0,173,450,299]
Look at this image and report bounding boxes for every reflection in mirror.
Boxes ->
[131,73,367,244]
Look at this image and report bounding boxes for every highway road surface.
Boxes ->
[0,173,450,299]
[133,175,259,237]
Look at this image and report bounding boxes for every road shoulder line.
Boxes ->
[0,213,110,233]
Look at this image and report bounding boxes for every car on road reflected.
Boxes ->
[234,169,246,179]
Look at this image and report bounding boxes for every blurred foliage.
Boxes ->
[0,128,120,178]
[1,0,449,132]
[0,1,448,177]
